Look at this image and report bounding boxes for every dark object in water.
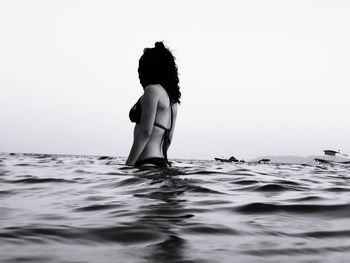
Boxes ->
[323,150,339,156]
[258,159,270,164]
[215,156,239,163]
[315,158,332,164]
[315,158,350,164]
[34,154,51,159]
[98,156,111,160]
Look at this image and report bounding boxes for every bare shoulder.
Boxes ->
[143,84,164,96]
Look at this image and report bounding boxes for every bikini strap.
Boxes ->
[154,122,167,130]
[154,101,173,131]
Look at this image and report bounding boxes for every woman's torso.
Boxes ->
[132,84,177,161]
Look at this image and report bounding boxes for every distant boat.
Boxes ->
[258,158,270,164]
[215,156,241,163]
[323,150,339,156]
[314,150,350,164]
[314,158,333,164]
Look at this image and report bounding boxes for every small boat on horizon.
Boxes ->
[214,156,245,163]
[314,149,350,164]
[258,158,270,164]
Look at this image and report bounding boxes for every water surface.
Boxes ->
[1,153,350,262]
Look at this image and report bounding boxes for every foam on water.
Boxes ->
[1,153,350,262]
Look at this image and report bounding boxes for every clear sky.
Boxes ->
[1,0,349,160]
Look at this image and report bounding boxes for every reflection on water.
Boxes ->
[1,153,350,262]
[138,173,192,262]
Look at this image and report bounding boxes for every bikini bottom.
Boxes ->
[135,157,170,168]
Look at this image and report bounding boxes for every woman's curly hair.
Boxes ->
[138,41,181,104]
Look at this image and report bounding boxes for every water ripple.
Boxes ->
[1,153,350,262]
[236,202,350,216]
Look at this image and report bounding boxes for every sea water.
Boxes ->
[1,153,350,263]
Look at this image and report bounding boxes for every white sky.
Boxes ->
[0,0,349,160]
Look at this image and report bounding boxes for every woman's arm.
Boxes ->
[126,85,159,165]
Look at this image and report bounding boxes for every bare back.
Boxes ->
[135,84,178,160]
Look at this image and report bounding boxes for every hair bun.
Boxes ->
[155,41,165,49]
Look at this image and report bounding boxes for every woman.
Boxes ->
[126,42,181,167]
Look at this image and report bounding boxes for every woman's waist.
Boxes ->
[139,147,164,161]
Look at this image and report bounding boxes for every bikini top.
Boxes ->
[129,96,173,164]
[129,97,142,124]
